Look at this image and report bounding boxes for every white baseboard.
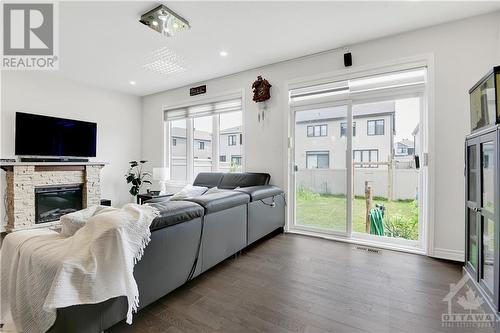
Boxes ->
[431,247,464,262]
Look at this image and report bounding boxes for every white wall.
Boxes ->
[142,12,500,260]
[0,71,142,230]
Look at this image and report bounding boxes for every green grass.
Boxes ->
[296,187,419,240]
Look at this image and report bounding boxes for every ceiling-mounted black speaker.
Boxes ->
[344,52,352,67]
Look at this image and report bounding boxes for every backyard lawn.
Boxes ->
[296,188,419,240]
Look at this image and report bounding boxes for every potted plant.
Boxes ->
[126,160,152,197]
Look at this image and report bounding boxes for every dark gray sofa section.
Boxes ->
[235,185,285,245]
[48,172,284,333]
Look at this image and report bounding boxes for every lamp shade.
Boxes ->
[153,167,170,181]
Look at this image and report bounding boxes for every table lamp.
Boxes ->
[153,167,170,195]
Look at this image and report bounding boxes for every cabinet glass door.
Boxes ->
[466,143,479,274]
[480,139,496,297]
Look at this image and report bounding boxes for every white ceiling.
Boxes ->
[57,1,500,96]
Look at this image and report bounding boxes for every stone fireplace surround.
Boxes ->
[0,162,105,232]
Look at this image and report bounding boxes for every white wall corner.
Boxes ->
[431,247,464,262]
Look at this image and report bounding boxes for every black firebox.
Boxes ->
[35,185,83,223]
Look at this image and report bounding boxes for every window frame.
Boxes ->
[367,119,385,136]
[306,151,330,169]
[353,149,379,168]
[228,135,237,146]
[340,121,356,137]
[307,124,328,137]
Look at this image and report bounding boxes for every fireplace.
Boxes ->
[35,185,83,223]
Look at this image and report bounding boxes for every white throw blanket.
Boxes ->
[0,203,159,333]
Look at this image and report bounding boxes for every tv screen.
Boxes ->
[15,112,97,157]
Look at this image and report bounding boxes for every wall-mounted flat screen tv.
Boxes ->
[15,112,97,157]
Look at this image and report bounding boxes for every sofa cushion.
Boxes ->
[192,172,224,188]
[218,173,270,189]
[234,185,283,201]
[147,200,204,231]
[185,191,250,214]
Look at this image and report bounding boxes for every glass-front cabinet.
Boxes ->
[465,127,499,310]
[469,66,500,132]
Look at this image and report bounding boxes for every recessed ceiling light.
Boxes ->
[129,80,136,85]
[219,51,228,57]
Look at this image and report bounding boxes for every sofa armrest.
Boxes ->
[234,185,283,201]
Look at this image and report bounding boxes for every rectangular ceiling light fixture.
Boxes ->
[140,4,190,37]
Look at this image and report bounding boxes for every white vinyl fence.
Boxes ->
[296,168,418,200]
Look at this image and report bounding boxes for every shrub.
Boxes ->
[383,200,418,240]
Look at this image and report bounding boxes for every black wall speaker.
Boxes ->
[344,52,352,67]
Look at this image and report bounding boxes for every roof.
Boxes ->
[397,139,414,148]
[296,101,395,124]
[171,127,212,141]
[220,126,242,134]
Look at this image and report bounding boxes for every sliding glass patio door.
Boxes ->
[289,66,427,250]
[293,101,351,235]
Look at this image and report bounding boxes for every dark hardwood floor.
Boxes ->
[109,234,494,333]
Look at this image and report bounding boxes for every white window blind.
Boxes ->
[164,97,242,121]
[290,67,426,103]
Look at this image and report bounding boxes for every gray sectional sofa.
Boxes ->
[48,172,285,333]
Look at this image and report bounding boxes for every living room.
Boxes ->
[1,1,500,332]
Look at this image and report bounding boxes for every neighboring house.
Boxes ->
[219,125,243,171]
[169,125,243,180]
[395,139,415,157]
[294,101,395,170]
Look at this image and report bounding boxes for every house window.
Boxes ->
[307,124,327,137]
[166,98,243,180]
[367,119,384,136]
[219,111,243,173]
[397,147,407,155]
[340,122,356,137]
[231,155,242,166]
[353,149,379,168]
[306,151,330,169]
[169,119,188,181]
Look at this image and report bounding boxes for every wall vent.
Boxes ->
[354,245,381,254]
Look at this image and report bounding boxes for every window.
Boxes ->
[165,97,243,180]
[169,119,187,181]
[219,112,243,172]
[340,122,356,137]
[367,119,384,135]
[231,155,242,166]
[306,151,330,169]
[396,147,407,155]
[193,116,213,178]
[307,124,327,137]
[353,149,379,168]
